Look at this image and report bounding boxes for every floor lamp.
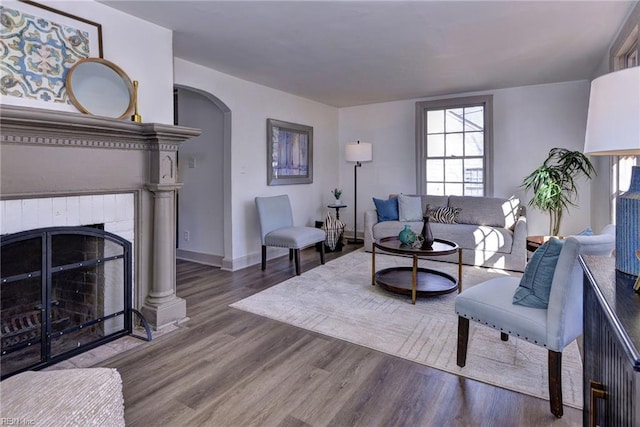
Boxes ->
[345,141,372,244]
[583,66,640,289]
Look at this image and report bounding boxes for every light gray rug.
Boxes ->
[231,250,583,409]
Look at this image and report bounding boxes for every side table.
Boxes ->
[526,235,564,253]
[327,203,347,220]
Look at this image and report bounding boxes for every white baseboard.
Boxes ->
[223,247,289,271]
[179,247,321,272]
[176,249,224,267]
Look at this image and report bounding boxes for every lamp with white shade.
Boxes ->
[345,141,372,244]
[584,66,640,286]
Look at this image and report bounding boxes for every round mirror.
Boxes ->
[66,58,135,119]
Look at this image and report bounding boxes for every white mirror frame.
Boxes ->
[66,58,134,120]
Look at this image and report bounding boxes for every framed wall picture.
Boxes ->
[267,118,313,185]
[0,0,103,111]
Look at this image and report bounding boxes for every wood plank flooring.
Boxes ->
[100,245,581,426]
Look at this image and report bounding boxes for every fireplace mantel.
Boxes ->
[0,105,201,330]
[0,104,200,150]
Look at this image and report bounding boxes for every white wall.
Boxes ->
[0,0,174,125]
[339,80,593,237]
[174,58,340,268]
[176,88,225,261]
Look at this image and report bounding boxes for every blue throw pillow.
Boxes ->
[373,197,399,222]
[577,227,594,236]
[512,238,564,309]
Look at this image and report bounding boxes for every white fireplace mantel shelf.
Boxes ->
[0,104,201,330]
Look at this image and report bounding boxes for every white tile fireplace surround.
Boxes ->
[1,193,136,286]
[1,193,135,239]
[0,105,201,330]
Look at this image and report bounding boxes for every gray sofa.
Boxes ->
[364,194,527,272]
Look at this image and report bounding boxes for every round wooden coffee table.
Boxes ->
[372,236,462,304]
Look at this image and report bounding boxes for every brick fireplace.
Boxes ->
[0,105,201,334]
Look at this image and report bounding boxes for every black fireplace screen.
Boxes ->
[1,226,133,379]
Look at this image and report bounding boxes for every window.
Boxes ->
[415,95,493,196]
[624,41,638,68]
[611,155,638,219]
[609,3,639,220]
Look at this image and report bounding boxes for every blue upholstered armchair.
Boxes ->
[455,225,615,418]
[255,195,326,275]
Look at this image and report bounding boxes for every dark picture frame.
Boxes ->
[267,118,313,185]
[17,1,103,57]
[2,1,103,112]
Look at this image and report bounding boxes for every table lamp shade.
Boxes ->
[584,67,640,156]
[345,142,373,162]
[584,67,640,278]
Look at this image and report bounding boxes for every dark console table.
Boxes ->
[580,255,639,427]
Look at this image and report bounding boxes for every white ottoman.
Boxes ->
[0,368,125,426]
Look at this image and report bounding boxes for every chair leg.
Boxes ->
[501,332,509,341]
[261,246,267,271]
[289,249,294,261]
[548,350,563,418]
[294,249,301,275]
[457,316,469,367]
[320,241,325,265]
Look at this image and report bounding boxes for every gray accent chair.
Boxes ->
[255,195,326,275]
[455,225,615,418]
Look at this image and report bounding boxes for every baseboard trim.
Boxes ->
[176,249,223,267]
[178,248,301,272]
[223,248,288,271]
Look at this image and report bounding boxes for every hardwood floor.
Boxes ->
[101,245,581,426]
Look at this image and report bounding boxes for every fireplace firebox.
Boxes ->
[1,226,141,378]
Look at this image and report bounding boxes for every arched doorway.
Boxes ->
[174,86,231,267]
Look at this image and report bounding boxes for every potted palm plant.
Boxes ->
[521,148,595,236]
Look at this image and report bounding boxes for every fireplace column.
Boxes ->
[142,183,185,329]
[141,127,198,329]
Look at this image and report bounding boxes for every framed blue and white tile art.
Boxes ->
[0,0,103,112]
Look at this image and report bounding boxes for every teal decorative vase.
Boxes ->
[398,225,416,245]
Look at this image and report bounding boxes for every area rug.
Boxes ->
[230,250,583,409]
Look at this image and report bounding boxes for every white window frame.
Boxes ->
[415,95,494,196]
[609,2,640,220]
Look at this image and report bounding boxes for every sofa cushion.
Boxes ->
[373,197,399,222]
[512,238,564,308]
[430,223,514,254]
[448,195,521,228]
[398,194,423,221]
[420,195,449,214]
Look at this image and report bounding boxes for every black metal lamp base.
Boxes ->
[347,238,364,244]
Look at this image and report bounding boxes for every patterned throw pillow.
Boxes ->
[426,205,461,224]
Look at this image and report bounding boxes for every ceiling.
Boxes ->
[101,1,637,108]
